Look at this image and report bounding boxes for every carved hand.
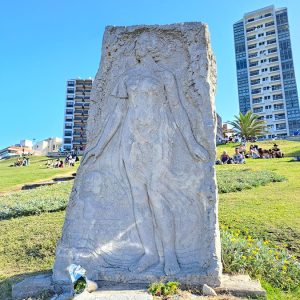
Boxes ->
[190,142,210,162]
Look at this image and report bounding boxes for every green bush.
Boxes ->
[148,281,179,296]
[74,277,86,294]
[221,228,300,291]
[217,169,285,193]
[0,182,72,220]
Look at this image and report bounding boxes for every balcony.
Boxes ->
[273,94,283,101]
[253,107,263,113]
[275,114,286,120]
[274,105,284,111]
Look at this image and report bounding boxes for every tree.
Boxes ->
[226,110,268,140]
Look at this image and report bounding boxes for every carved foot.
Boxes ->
[164,255,180,276]
[129,253,159,273]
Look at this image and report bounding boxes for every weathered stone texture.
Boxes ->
[53,22,221,288]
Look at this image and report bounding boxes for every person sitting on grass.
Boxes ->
[272,144,284,158]
[249,147,260,159]
[220,151,230,164]
[233,148,245,164]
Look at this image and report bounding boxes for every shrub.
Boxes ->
[0,182,72,220]
[221,228,300,291]
[148,281,179,296]
[217,169,285,193]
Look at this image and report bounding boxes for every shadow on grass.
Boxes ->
[0,270,52,300]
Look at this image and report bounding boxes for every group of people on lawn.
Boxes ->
[46,153,79,168]
[13,157,30,167]
[218,143,284,165]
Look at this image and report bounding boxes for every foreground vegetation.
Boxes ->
[0,182,72,220]
[0,140,299,299]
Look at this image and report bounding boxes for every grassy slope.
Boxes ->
[217,145,300,257]
[0,156,78,193]
[0,140,299,299]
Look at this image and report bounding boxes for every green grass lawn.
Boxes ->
[0,140,299,299]
[218,157,300,258]
[0,156,78,193]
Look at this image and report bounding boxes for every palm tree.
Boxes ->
[226,110,268,140]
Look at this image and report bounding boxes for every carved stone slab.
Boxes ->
[53,22,222,290]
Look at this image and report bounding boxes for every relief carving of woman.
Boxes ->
[82,32,209,275]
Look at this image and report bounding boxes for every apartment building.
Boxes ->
[63,78,93,151]
[234,5,300,138]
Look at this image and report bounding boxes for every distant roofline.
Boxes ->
[244,5,274,18]
[67,78,94,81]
[234,5,287,25]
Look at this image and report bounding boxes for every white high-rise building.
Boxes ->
[63,78,93,152]
[234,6,300,138]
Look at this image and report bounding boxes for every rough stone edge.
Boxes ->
[11,272,55,300]
[214,275,266,298]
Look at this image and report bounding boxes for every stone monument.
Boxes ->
[53,22,222,292]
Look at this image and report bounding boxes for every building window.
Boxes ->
[268,48,277,54]
[251,88,261,95]
[251,79,260,85]
[247,27,256,32]
[264,96,271,100]
[249,52,258,58]
[249,61,259,67]
[265,21,275,27]
[265,105,272,109]
[273,94,283,100]
[266,115,273,119]
[276,123,286,130]
[274,104,284,110]
[266,30,275,36]
[267,38,276,45]
[247,35,256,41]
[272,84,281,91]
[248,44,257,50]
[271,75,281,81]
[250,70,260,76]
[253,107,263,113]
[253,97,262,104]
[275,113,285,120]
[269,57,279,63]
[270,65,280,72]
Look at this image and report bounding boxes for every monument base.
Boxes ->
[94,266,221,288]
[11,272,266,300]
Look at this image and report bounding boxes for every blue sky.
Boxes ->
[0,0,299,149]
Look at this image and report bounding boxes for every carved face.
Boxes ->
[135,32,159,59]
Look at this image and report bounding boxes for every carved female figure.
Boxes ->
[82,33,209,275]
